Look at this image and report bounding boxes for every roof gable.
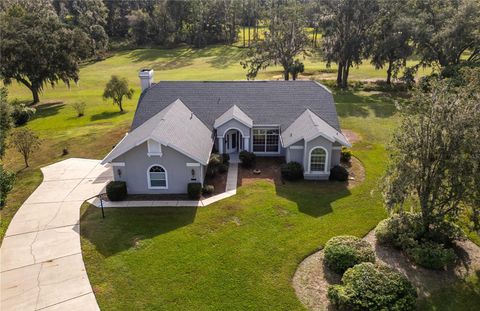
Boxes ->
[214,105,253,128]
[102,99,213,165]
[281,109,350,148]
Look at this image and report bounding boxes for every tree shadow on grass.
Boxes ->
[334,90,398,118]
[90,110,126,121]
[30,102,65,120]
[80,204,198,257]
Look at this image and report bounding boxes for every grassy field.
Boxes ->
[1,44,477,310]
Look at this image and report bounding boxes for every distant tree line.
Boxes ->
[1,0,479,103]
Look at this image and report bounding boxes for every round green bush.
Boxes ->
[329,165,349,181]
[281,161,303,181]
[340,147,352,163]
[375,213,423,250]
[406,241,456,270]
[202,184,215,195]
[324,235,376,274]
[106,181,127,201]
[328,262,417,311]
[187,182,202,199]
[218,163,228,174]
[239,151,256,168]
[221,153,230,164]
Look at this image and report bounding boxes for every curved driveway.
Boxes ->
[1,158,112,311]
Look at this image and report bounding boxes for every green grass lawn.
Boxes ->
[1,44,477,309]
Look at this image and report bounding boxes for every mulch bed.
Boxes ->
[203,170,228,196]
[292,229,480,311]
[238,157,284,186]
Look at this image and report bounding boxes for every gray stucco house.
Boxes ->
[101,69,350,194]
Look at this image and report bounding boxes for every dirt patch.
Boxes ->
[238,157,284,186]
[344,156,365,189]
[341,129,361,144]
[293,230,480,310]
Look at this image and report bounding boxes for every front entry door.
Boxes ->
[226,131,237,153]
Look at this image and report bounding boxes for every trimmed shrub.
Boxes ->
[329,165,349,181]
[11,103,36,126]
[340,147,352,163]
[202,184,214,195]
[221,153,230,164]
[324,235,376,274]
[375,213,423,250]
[328,263,417,311]
[407,241,456,270]
[206,153,222,177]
[72,101,86,117]
[106,181,127,201]
[0,164,15,207]
[375,213,460,269]
[239,151,256,168]
[281,161,303,181]
[187,182,202,199]
[218,163,228,174]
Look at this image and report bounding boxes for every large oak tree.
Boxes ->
[0,0,90,103]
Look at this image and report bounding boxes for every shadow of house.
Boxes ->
[237,157,351,218]
[275,180,351,218]
[80,204,197,257]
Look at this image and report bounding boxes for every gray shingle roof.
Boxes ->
[132,80,340,131]
[281,109,351,147]
[102,99,213,165]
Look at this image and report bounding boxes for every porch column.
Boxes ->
[218,137,223,154]
[243,136,250,152]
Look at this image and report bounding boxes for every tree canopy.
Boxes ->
[382,69,480,231]
[241,3,309,80]
[0,0,90,103]
[103,76,134,112]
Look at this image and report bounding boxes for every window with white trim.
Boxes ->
[148,165,167,188]
[252,128,279,152]
[310,148,327,172]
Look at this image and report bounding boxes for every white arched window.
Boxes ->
[147,165,168,189]
[309,147,327,172]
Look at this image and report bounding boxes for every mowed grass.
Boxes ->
[2,44,477,309]
[80,142,387,310]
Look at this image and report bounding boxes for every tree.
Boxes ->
[0,88,13,159]
[289,59,305,80]
[382,72,480,233]
[241,3,309,80]
[0,164,15,207]
[370,0,413,84]
[9,128,41,168]
[103,76,134,112]
[408,0,480,67]
[319,0,380,88]
[0,0,90,103]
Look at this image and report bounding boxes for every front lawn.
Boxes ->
[80,143,387,310]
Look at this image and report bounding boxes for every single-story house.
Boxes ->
[101,69,350,194]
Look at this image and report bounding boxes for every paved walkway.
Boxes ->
[1,158,112,311]
[89,160,240,208]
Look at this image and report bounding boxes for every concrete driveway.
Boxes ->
[1,158,112,311]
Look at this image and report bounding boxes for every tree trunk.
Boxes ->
[23,154,29,168]
[336,62,343,87]
[341,62,349,88]
[31,88,40,104]
[386,59,393,85]
[284,69,289,80]
[248,19,251,47]
[118,100,124,112]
